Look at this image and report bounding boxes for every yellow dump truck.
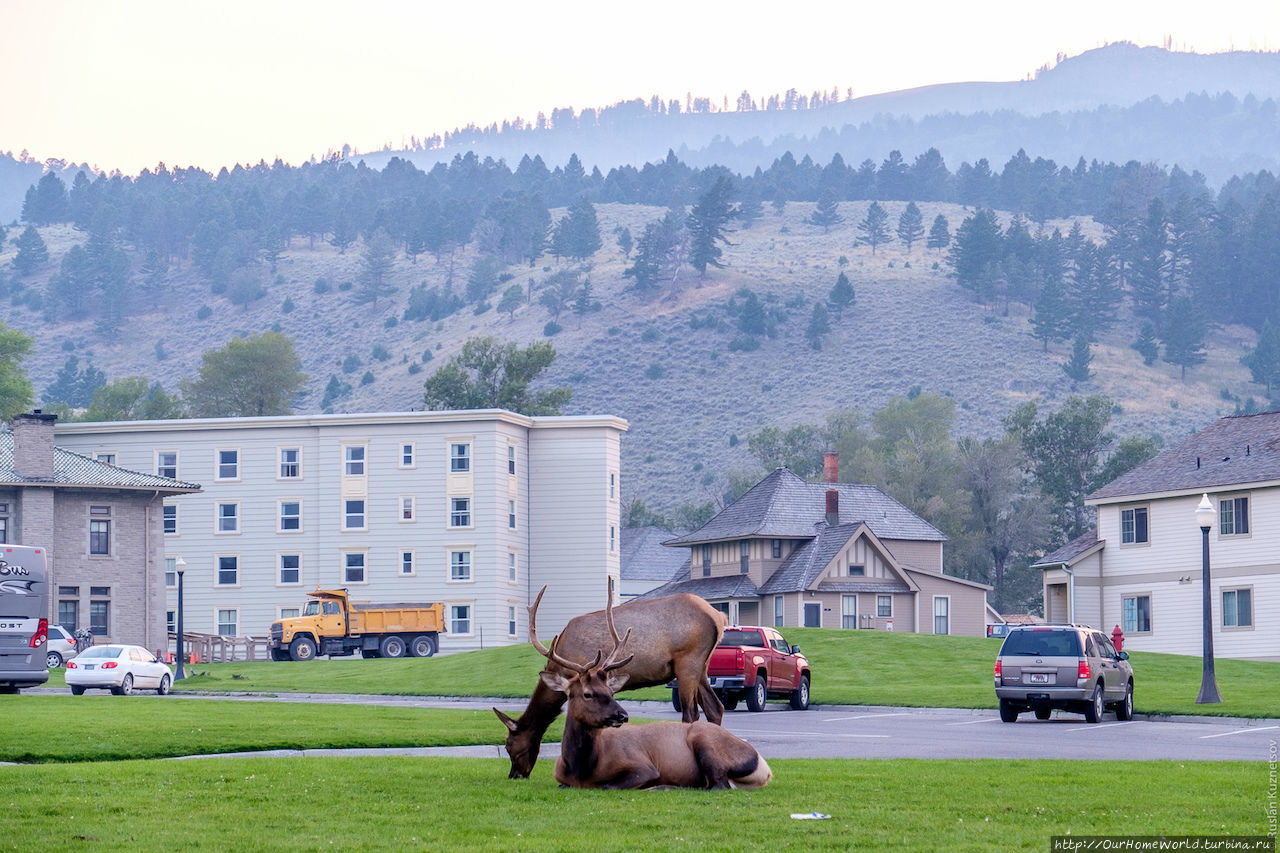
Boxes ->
[268,588,445,661]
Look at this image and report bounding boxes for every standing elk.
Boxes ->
[493,583,726,779]
[525,584,771,790]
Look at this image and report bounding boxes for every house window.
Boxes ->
[400,551,415,576]
[1222,588,1252,628]
[609,472,617,500]
[877,595,892,618]
[165,557,177,588]
[344,445,366,476]
[279,501,301,532]
[1219,496,1250,536]
[507,445,516,475]
[702,545,711,577]
[1122,594,1151,633]
[1121,506,1149,544]
[400,496,416,521]
[849,564,865,577]
[278,607,300,620]
[508,551,517,583]
[217,609,239,636]
[507,605,517,636]
[279,447,301,479]
[216,449,239,480]
[89,518,111,555]
[773,595,784,627]
[740,540,750,574]
[344,499,366,530]
[449,497,471,528]
[933,597,950,635]
[841,595,857,629]
[156,451,178,479]
[89,598,110,636]
[344,552,366,584]
[771,539,782,559]
[400,443,415,468]
[279,554,301,585]
[508,500,517,530]
[58,590,78,630]
[216,502,239,533]
[94,452,116,466]
[217,556,238,586]
[163,504,178,535]
[450,442,470,473]
[166,610,176,633]
[450,550,472,582]
[450,604,471,635]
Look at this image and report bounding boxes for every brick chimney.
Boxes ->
[823,451,839,526]
[11,410,58,479]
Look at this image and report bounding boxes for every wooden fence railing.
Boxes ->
[167,631,272,664]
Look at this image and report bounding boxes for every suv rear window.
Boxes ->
[1000,629,1081,657]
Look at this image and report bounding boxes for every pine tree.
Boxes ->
[687,176,738,277]
[1063,334,1093,382]
[806,302,830,350]
[1132,322,1159,366]
[926,214,951,249]
[896,202,925,253]
[1162,294,1207,379]
[12,226,49,278]
[947,208,1003,294]
[1030,276,1072,351]
[828,272,855,318]
[857,201,890,254]
[808,188,843,233]
[1241,320,1280,397]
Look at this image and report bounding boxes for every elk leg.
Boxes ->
[601,764,662,790]
[674,662,705,723]
[696,676,725,725]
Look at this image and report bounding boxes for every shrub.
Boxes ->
[641,326,659,343]
[342,354,362,373]
[314,278,330,294]
[338,281,353,291]
[360,370,375,386]
[422,350,433,363]
[408,362,422,375]
[154,340,167,361]
[384,316,398,329]
[282,296,295,314]
[371,345,390,362]
[61,339,75,351]
[728,334,760,352]
[544,321,561,336]
[645,363,664,379]
[607,327,620,336]
[197,305,213,320]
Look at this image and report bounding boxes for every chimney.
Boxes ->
[12,410,58,480]
[823,451,840,526]
[825,488,840,527]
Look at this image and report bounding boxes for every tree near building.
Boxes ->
[686,176,739,277]
[856,201,890,254]
[422,336,571,416]
[896,202,925,253]
[180,331,307,417]
[82,377,185,421]
[0,322,34,419]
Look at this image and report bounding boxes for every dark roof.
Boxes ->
[621,526,690,582]
[635,574,759,602]
[664,468,946,546]
[1088,411,1280,501]
[0,432,202,493]
[1032,529,1101,568]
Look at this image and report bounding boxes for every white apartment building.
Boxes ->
[55,410,628,653]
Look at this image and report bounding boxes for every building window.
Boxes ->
[216,502,239,533]
[1219,496,1250,536]
[400,496,416,522]
[507,445,516,475]
[400,551,415,576]
[933,597,950,635]
[166,610,176,633]
[1122,594,1151,633]
[0,515,6,544]
[163,504,178,535]
[279,501,301,532]
[449,497,471,528]
[1121,506,1149,544]
[58,596,78,630]
[610,525,616,553]
[507,605,517,636]
[279,554,301,585]
[165,557,177,588]
[344,552,366,584]
[609,472,617,500]
[450,604,471,635]
[449,550,472,582]
[877,595,892,618]
[841,595,857,629]
[849,563,865,577]
[89,599,110,636]
[94,452,116,466]
[217,609,239,636]
[344,499,366,530]
[216,448,239,480]
[1222,588,1252,628]
[89,518,111,555]
[156,451,178,479]
[450,442,470,473]
[740,540,750,574]
[773,595,784,627]
[400,443,415,468]
[344,445,366,476]
[771,539,782,559]
[217,556,238,586]
[508,500,517,529]
[279,607,300,620]
[508,551,517,583]
[279,447,301,479]
[702,545,711,578]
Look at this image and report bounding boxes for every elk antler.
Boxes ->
[528,585,595,674]
[601,576,634,673]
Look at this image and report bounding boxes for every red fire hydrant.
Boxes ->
[1111,624,1125,652]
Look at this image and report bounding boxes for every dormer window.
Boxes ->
[849,564,865,577]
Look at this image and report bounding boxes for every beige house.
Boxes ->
[647,455,991,636]
[1,412,201,650]
[1037,411,1280,661]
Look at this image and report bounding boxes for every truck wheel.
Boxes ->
[380,635,407,658]
[746,676,767,712]
[270,649,289,662]
[409,635,435,658]
[289,636,317,662]
[1084,683,1105,724]
[999,699,1019,723]
[789,675,811,710]
[1115,681,1134,721]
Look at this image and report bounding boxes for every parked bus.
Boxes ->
[0,545,49,693]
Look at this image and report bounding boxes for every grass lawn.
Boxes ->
[47,627,1276,718]
[1,757,1264,851]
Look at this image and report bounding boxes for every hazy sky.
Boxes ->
[4,0,1278,175]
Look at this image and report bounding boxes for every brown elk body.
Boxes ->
[493,590,726,779]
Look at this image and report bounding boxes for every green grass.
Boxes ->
[50,627,1276,718]
[0,757,1263,851]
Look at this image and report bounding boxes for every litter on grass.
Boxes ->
[790,812,831,820]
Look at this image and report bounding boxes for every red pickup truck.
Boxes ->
[673,625,811,712]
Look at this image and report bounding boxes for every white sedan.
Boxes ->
[65,644,173,695]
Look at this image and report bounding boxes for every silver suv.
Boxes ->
[46,624,79,668]
[994,624,1133,723]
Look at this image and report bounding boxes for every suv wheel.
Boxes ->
[1115,681,1134,721]
[1083,683,1105,723]
[998,698,1019,723]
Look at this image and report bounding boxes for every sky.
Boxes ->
[3,0,1279,175]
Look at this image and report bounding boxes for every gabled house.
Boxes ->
[1036,411,1280,661]
[645,454,992,636]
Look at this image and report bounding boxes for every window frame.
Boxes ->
[1120,505,1150,546]
[841,594,858,629]
[216,554,239,587]
[932,595,950,635]
[216,608,239,637]
[343,551,367,585]
[278,499,302,533]
[1121,593,1153,634]
[448,496,472,529]
[399,442,416,470]
[400,550,415,577]
[507,550,518,584]
[215,501,240,534]
[449,603,473,636]
[877,595,893,618]
[343,444,367,477]
[507,445,517,476]
[89,517,111,556]
[162,503,178,535]
[1219,495,1251,537]
[343,499,367,531]
[277,447,302,480]
[449,442,471,474]
[278,553,302,586]
[399,495,416,523]
[1221,586,1253,629]
[155,450,178,479]
[448,549,473,583]
[215,448,240,481]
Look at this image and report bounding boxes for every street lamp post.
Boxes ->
[175,557,186,681]
[1194,495,1221,704]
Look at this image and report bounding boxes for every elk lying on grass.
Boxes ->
[521,586,771,790]
[493,583,725,779]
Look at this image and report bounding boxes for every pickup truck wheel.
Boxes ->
[409,635,435,658]
[789,675,811,710]
[380,635,407,658]
[721,694,739,711]
[289,636,317,662]
[745,676,767,712]
[670,687,683,713]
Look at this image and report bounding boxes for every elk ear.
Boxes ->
[606,671,630,693]
[493,708,519,732]
[539,670,571,693]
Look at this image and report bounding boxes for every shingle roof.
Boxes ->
[635,574,760,602]
[1031,529,1101,568]
[0,431,202,493]
[1088,410,1280,502]
[758,521,864,594]
[663,468,946,546]
[621,526,690,582]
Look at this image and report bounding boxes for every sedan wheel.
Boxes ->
[70,685,85,696]
[157,674,172,696]
[112,673,134,696]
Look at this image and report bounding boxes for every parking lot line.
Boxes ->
[1063,721,1137,733]
[834,712,917,721]
[944,717,1002,726]
[1200,724,1279,740]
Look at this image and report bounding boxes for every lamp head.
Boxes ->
[175,556,186,576]
[1195,494,1214,531]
